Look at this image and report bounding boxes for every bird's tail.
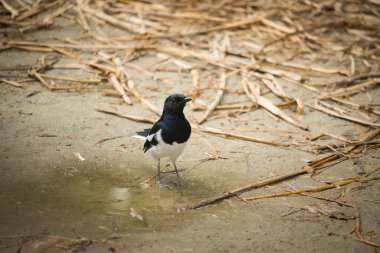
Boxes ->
[132,135,147,141]
[133,128,151,141]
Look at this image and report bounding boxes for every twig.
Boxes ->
[330,97,380,117]
[127,83,161,115]
[94,135,128,147]
[16,1,61,21]
[38,73,101,84]
[190,69,200,110]
[1,0,19,18]
[94,107,155,124]
[322,131,356,143]
[74,0,89,31]
[108,74,132,105]
[2,40,139,51]
[336,73,380,86]
[341,201,380,248]
[139,173,157,188]
[177,12,275,36]
[243,177,379,201]
[84,7,151,34]
[28,69,52,91]
[320,78,380,99]
[298,192,353,207]
[260,74,292,100]
[195,126,289,147]
[198,71,227,124]
[316,140,380,152]
[306,102,380,127]
[152,46,236,70]
[0,78,23,87]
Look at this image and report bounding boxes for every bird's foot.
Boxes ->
[155,179,171,189]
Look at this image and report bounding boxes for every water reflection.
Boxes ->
[107,187,131,216]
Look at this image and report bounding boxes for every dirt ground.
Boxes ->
[1,1,380,253]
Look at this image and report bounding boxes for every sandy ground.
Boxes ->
[1,14,380,253]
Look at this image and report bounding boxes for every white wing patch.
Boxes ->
[132,132,156,142]
[146,133,155,142]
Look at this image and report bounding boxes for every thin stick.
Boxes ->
[0,0,19,18]
[320,78,380,99]
[108,74,132,105]
[139,173,157,188]
[12,45,54,52]
[190,69,200,109]
[128,85,162,115]
[316,140,380,152]
[243,177,379,201]
[322,131,356,143]
[2,40,139,50]
[198,71,227,124]
[29,69,52,91]
[330,97,380,117]
[94,107,155,124]
[177,12,275,36]
[84,7,150,34]
[193,103,256,111]
[38,73,101,83]
[342,202,380,247]
[261,75,292,100]
[94,135,128,147]
[306,102,380,127]
[0,78,23,88]
[16,1,61,21]
[195,126,289,147]
[335,73,380,86]
[152,46,236,70]
[298,192,353,207]
[74,0,89,30]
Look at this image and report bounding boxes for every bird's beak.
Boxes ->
[184,97,192,103]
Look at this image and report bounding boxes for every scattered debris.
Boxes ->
[73,152,85,161]
[130,207,144,221]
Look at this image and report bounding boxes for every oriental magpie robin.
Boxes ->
[134,94,192,188]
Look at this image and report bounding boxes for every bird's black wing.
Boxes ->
[138,119,163,153]
[135,128,151,137]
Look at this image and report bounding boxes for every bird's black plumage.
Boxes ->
[134,94,192,188]
[136,94,191,153]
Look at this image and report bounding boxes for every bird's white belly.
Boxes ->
[147,130,187,161]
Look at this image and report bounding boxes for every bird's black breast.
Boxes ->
[160,114,191,145]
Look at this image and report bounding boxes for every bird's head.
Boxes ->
[163,94,192,115]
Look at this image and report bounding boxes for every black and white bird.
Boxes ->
[134,94,192,188]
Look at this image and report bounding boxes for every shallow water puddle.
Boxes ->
[0,165,218,237]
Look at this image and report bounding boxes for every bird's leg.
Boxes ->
[155,159,170,189]
[156,159,161,181]
[172,161,182,188]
